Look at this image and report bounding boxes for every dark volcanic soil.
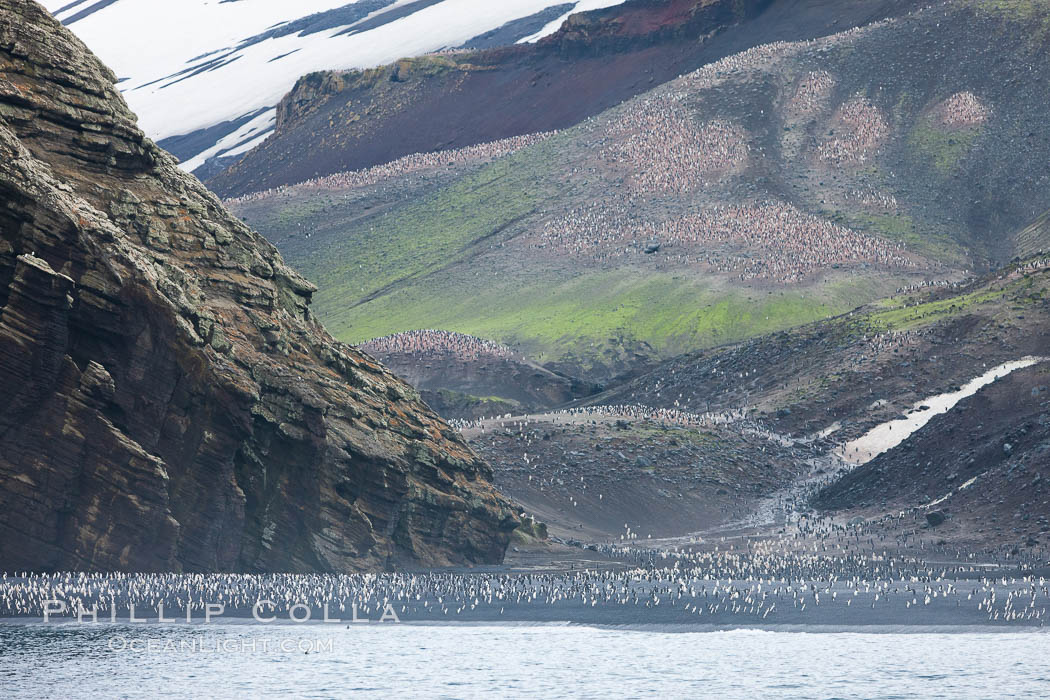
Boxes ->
[369,350,599,420]
[463,411,818,540]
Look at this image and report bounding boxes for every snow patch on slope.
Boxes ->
[836,356,1049,465]
[518,0,627,43]
[181,109,277,174]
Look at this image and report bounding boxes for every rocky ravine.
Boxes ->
[0,0,517,574]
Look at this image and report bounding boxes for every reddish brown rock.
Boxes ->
[0,0,517,573]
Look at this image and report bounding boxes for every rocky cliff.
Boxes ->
[0,0,517,573]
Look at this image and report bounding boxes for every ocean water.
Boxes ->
[1,623,1048,698]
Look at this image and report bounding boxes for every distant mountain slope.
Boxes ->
[209,0,923,196]
[591,254,1050,547]
[595,256,1050,436]
[230,0,1050,380]
[41,0,629,177]
[0,0,516,573]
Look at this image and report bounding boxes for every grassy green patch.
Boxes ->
[430,388,521,405]
[1015,208,1050,257]
[314,264,896,374]
[834,210,966,265]
[970,0,1050,23]
[270,198,336,230]
[965,1,1050,43]
[298,148,551,309]
[907,120,979,178]
[864,286,1009,331]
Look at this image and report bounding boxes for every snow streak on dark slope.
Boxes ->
[461,4,576,50]
[56,0,118,24]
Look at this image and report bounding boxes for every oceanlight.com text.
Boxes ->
[106,637,336,654]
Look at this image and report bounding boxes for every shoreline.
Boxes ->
[2,616,1048,634]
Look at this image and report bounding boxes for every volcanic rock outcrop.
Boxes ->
[0,0,517,573]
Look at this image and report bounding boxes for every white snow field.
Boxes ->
[44,0,626,174]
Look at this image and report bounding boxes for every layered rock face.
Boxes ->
[0,0,517,573]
